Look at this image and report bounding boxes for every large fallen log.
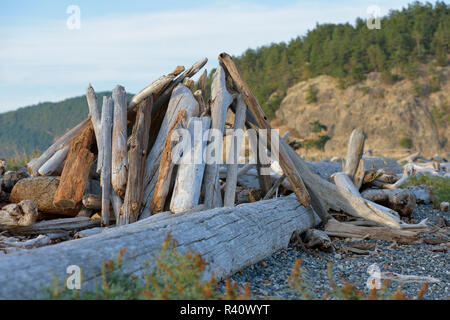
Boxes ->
[0,195,319,299]
[361,188,416,217]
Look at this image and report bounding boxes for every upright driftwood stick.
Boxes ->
[119,97,153,225]
[219,52,311,208]
[111,85,128,198]
[53,124,95,210]
[203,66,235,209]
[150,109,186,215]
[38,145,69,176]
[224,95,246,207]
[100,97,114,225]
[140,84,199,216]
[343,128,365,178]
[27,118,91,176]
[86,84,103,173]
[170,117,212,213]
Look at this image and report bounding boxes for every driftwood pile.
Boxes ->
[0,53,447,298]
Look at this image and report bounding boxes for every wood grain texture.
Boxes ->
[53,124,95,210]
[170,117,211,213]
[203,66,235,209]
[343,128,365,178]
[99,97,114,225]
[141,84,199,217]
[37,145,69,176]
[0,195,319,299]
[119,97,153,224]
[151,109,186,215]
[224,95,246,207]
[111,85,128,198]
[86,84,102,173]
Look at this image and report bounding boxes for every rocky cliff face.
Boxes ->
[274,63,449,159]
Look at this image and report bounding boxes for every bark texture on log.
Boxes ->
[99,97,114,225]
[325,219,419,243]
[0,195,319,299]
[86,84,102,173]
[361,189,416,217]
[10,177,79,216]
[219,52,311,209]
[119,97,153,225]
[141,84,199,217]
[111,86,128,198]
[53,124,95,210]
[151,109,186,215]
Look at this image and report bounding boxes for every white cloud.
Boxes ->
[0,1,410,111]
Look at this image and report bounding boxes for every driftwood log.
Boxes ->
[86,84,102,173]
[170,117,211,213]
[5,217,100,236]
[0,195,319,299]
[99,97,114,224]
[0,200,38,228]
[361,189,416,217]
[53,124,95,210]
[111,85,129,198]
[202,66,235,209]
[119,97,153,225]
[151,109,186,215]
[141,84,199,217]
[37,145,69,176]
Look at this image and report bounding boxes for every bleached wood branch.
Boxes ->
[100,96,114,225]
[86,84,103,173]
[224,95,246,207]
[203,66,235,209]
[37,145,69,176]
[111,85,128,198]
[170,117,211,213]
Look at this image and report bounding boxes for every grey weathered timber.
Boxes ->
[0,195,319,299]
[86,84,103,173]
[100,97,114,225]
[38,146,69,176]
[203,66,235,209]
[140,84,199,216]
[224,95,246,207]
[111,85,128,197]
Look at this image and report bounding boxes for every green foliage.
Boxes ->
[304,135,331,151]
[305,85,319,104]
[229,2,449,117]
[0,92,133,158]
[430,98,449,127]
[40,234,250,300]
[356,86,370,95]
[403,174,450,208]
[398,136,413,149]
[309,120,327,133]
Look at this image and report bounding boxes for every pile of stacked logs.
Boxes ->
[0,53,449,298]
[1,53,439,237]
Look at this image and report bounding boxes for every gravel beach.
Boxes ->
[219,204,449,300]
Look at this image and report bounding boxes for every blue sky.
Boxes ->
[0,0,416,112]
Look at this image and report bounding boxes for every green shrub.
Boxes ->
[40,234,250,300]
[402,175,450,208]
[309,120,327,133]
[306,85,319,104]
[398,137,413,149]
[304,135,331,151]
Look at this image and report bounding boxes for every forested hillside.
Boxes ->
[1,1,448,157]
[0,92,133,157]
[233,1,449,117]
